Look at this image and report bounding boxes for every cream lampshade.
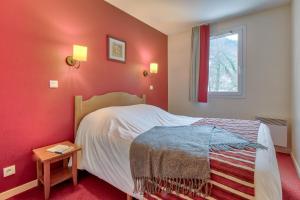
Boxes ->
[66,44,88,69]
[143,63,158,77]
[72,45,87,61]
[150,63,158,74]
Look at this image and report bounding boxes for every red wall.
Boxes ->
[0,0,167,192]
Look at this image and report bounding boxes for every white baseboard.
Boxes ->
[0,179,38,200]
[291,153,300,178]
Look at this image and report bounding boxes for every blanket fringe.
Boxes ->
[133,177,212,197]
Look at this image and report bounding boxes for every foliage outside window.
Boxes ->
[208,26,245,97]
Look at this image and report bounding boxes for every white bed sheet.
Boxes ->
[75,104,281,200]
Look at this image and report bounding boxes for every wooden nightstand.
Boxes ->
[33,141,81,199]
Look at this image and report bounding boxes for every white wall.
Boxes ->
[291,0,300,174]
[168,5,291,122]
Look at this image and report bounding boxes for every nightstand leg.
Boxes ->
[43,161,50,200]
[72,152,78,185]
[36,160,42,186]
[127,194,133,200]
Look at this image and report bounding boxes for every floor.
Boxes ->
[277,152,300,200]
[10,153,300,200]
[9,171,126,200]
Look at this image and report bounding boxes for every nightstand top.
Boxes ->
[33,141,81,162]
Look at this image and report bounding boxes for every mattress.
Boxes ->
[75,104,281,200]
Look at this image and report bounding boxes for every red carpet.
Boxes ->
[277,152,300,200]
[10,153,300,200]
[9,171,126,200]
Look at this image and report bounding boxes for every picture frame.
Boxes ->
[107,35,126,63]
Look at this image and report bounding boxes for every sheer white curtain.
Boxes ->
[189,26,200,102]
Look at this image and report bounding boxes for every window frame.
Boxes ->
[208,25,246,98]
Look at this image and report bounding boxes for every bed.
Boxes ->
[74,92,282,200]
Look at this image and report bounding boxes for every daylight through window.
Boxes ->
[209,27,245,96]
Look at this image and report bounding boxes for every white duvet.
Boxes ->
[75,104,282,200]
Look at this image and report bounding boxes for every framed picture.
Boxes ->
[107,35,126,63]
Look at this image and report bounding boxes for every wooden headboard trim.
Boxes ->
[74,92,146,137]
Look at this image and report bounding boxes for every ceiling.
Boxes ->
[105,0,290,35]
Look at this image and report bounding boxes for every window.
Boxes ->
[208,26,245,97]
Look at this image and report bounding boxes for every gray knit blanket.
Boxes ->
[129,125,266,196]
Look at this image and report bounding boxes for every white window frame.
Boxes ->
[208,25,246,98]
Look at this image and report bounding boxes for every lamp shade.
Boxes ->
[73,45,87,61]
[150,63,158,74]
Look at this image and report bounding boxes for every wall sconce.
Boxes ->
[143,63,158,77]
[66,45,88,69]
